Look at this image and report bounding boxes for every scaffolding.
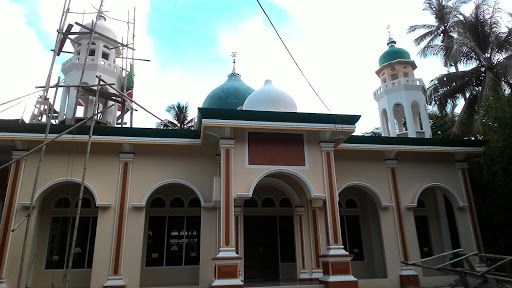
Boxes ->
[403,249,512,288]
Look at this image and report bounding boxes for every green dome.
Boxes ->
[202,73,255,109]
[378,44,411,66]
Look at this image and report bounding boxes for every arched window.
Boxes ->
[145,188,201,268]
[261,197,276,207]
[188,197,201,208]
[74,196,92,208]
[345,198,359,209]
[46,192,97,270]
[169,197,185,208]
[150,197,166,208]
[279,197,292,208]
[54,196,71,208]
[243,198,258,208]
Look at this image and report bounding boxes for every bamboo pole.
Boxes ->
[63,77,101,288]
[15,76,60,288]
[0,103,115,173]
[130,7,136,127]
[69,0,104,124]
[29,0,71,123]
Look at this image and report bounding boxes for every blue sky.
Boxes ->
[1,0,511,133]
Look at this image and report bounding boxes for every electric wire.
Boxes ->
[256,0,331,113]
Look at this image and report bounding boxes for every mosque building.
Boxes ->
[0,11,484,288]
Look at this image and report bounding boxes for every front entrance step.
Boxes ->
[244,282,324,288]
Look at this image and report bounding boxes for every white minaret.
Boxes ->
[373,36,432,138]
[58,12,123,126]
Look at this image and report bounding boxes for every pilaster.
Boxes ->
[211,139,242,288]
[386,159,419,288]
[0,151,27,288]
[319,143,358,288]
[103,152,134,288]
[456,161,484,254]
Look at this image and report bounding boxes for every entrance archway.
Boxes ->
[338,185,387,279]
[413,186,461,275]
[242,174,308,284]
[30,182,98,288]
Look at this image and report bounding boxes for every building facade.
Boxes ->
[0,15,484,288]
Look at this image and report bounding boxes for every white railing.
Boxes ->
[373,77,425,97]
[62,55,120,73]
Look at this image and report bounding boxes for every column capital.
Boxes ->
[295,207,305,215]
[385,159,398,167]
[11,150,27,160]
[455,161,468,169]
[320,142,335,151]
[219,138,235,148]
[119,152,134,161]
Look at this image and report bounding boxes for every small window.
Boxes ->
[381,72,385,76]
[102,51,109,61]
[261,197,276,207]
[279,198,292,208]
[169,197,185,208]
[88,49,96,57]
[403,65,408,69]
[345,198,359,209]
[54,197,71,209]
[188,197,201,208]
[381,78,386,84]
[403,72,409,78]
[150,197,166,208]
[391,73,399,80]
[243,198,258,208]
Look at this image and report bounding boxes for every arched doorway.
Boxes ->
[413,186,461,274]
[30,182,98,288]
[140,183,202,287]
[338,185,386,279]
[242,174,306,284]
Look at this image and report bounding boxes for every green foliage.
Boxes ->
[362,127,382,136]
[428,109,458,138]
[156,102,196,129]
[410,0,512,137]
[469,93,512,255]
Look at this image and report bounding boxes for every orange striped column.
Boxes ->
[212,139,242,288]
[0,151,26,288]
[104,153,133,288]
[310,207,322,280]
[318,144,358,288]
[385,159,419,288]
[296,207,309,282]
[456,162,483,254]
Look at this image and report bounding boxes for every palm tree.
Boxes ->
[156,102,196,129]
[427,1,512,136]
[407,0,469,70]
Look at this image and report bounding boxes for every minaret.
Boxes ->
[373,34,432,138]
[58,11,123,126]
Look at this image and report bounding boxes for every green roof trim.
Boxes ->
[345,135,484,148]
[198,107,361,126]
[0,122,201,139]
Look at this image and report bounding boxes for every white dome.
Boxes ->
[79,16,117,41]
[243,80,297,112]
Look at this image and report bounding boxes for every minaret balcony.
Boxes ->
[62,55,121,75]
[373,77,425,99]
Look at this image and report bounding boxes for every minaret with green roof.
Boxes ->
[373,35,432,138]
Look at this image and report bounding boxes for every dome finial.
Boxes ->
[229,51,240,77]
[97,3,107,22]
[386,25,396,46]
